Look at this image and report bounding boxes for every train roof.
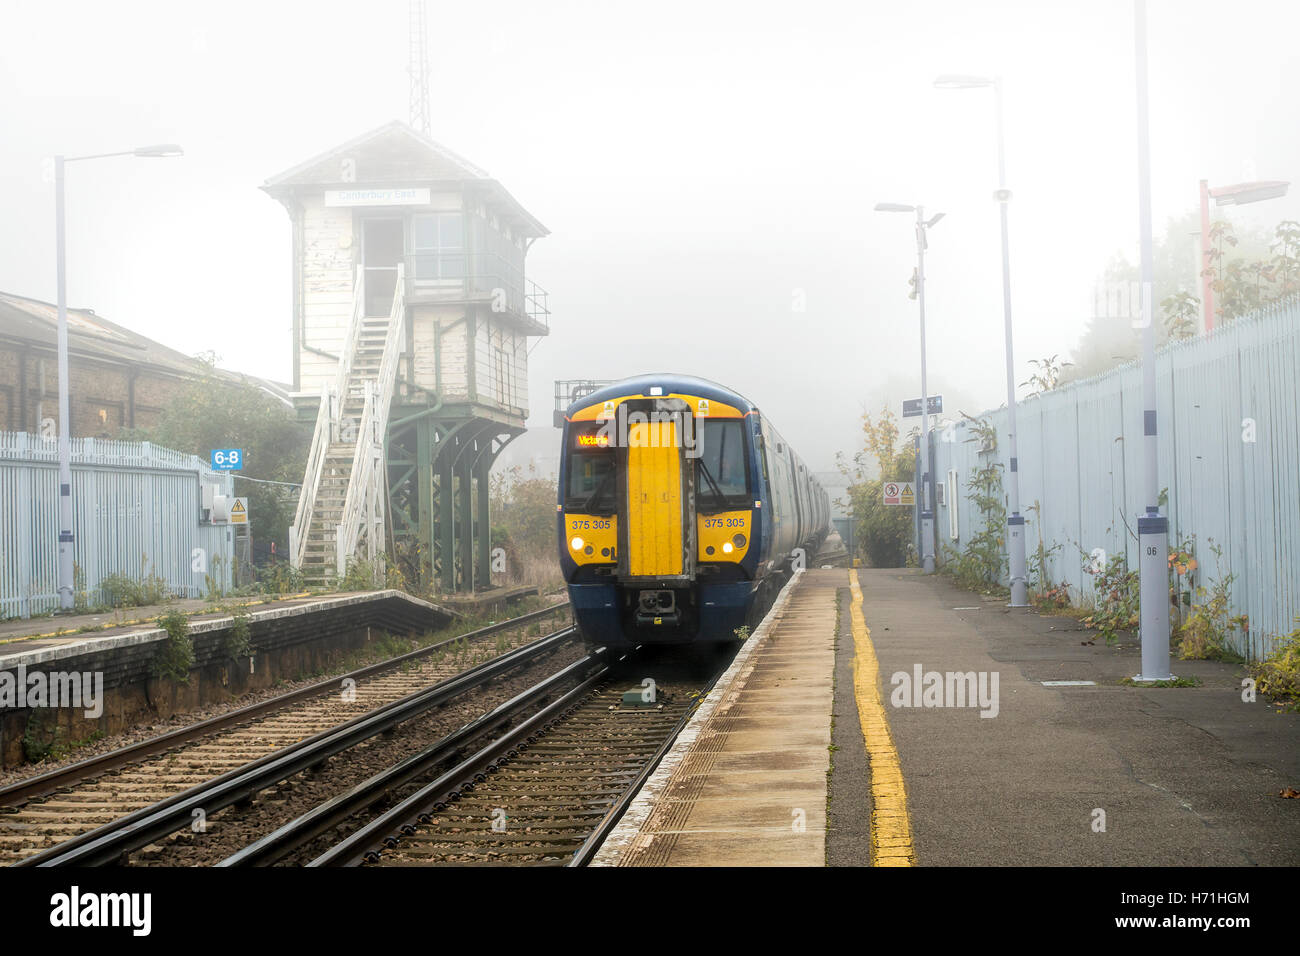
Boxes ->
[564,374,757,418]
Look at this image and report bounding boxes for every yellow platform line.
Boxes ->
[849,569,915,866]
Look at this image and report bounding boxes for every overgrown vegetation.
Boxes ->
[1253,622,1300,704]
[100,556,173,608]
[256,561,305,596]
[1066,216,1300,381]
[837,407,917,568]
[490,463,563,591]
[1026,501,1069,608]
[1079,551,1140,646]
[220,604,253,660]
[1175,541,1248,661]
[22,712,104,764]
[122,353,309,555]
[1021,355,1073,394]
[940,415,1006,593]
[151,609,195,684]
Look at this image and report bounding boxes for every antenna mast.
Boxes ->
[408,0,430,135]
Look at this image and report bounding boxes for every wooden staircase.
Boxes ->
[290,267,405,588]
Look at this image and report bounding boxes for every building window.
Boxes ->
[411,213,463,281]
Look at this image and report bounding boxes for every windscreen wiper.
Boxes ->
[579,467,616,513]
[695,459,728,510]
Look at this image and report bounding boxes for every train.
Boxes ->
[557,374,829,649]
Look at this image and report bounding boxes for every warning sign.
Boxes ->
[882,482,915,506]
[229,497,249,525]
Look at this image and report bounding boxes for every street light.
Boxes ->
[1132,0,1170,681]
[1199,178,1290,333]
[934,72,1029,608]
[53,143,183,609]
[875,201,944,573]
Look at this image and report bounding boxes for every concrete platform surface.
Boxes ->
[856,568,1300,866]
[594,568,841,866]
[592,564,1299,868]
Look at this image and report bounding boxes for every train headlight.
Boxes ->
[571,536,584,551]
[722,542,734,554]
[732,533,747,549]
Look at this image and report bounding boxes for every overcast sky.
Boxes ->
[3,0,1297,476]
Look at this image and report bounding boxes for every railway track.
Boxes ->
[0,603,571,866]
[307,648,730,867]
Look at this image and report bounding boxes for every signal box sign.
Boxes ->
[883,482,915,506]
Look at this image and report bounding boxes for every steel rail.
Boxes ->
[566,664,723,867]
[17,625,578,867]
[0,601,568,808]
[308,664,612,867]
[219,650,606,867]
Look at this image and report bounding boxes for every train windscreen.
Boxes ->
[565,426,616,513]
[696,419,750,511]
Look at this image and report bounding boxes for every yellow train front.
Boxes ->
[558,374,828,650]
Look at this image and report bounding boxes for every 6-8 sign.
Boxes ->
[211,449,243,471]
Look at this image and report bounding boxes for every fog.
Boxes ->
[3,0,1297,476]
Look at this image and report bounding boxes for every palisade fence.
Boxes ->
[0,433,233,619]
[931,298,1300,660]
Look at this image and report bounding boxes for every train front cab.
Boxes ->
[559,392,763,650]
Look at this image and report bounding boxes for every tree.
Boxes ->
[1064,211,1285,382]
[490,462,561,588]
[125,354,309,554]
[838,407,918,568]
[1161,291,1199,341]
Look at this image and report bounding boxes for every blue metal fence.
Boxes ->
[0,434,234,619]
[931,299,1300,659]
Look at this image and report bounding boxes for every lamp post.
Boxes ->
[1131,0,1171,682]
[934,73,1028,607]
[1198,178,1289,333]
[876,202,944,573]
[54,144,183,609]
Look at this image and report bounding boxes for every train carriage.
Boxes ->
[558,374,828,649]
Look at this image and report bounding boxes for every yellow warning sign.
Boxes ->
[229,497,249,524]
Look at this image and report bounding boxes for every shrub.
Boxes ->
[100,556,173,609]
[152,609,195,684]
[839,408,917,568]
[220,604,253,660]
[1254,623,1300,701]
[1176,542,1247,661]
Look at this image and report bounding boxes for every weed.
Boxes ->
[1253,621,1300,702]
[1176,541,1248,661]
[152,609,195,684]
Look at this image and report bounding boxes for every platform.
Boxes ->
[594,568,840,866]
[594,567,1300,867]
[0,590,452,670]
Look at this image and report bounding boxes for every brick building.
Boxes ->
[0,291,286,438]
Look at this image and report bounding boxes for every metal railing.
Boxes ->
[289,381,333,570]
[334,266,406,580]
[404,252,549,330]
